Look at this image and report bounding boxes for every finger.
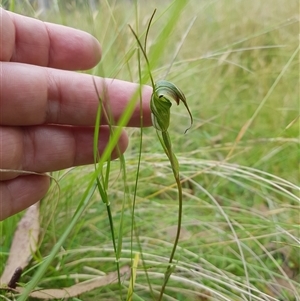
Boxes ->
[0,175,50,221]
[1,8,101,70]
[0,125,128,181]
[0,62,153,126]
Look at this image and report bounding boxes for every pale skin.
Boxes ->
[0,8,152,221]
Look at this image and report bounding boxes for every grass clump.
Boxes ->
[0,0,299,300]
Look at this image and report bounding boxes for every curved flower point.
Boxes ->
[151,80,193,133]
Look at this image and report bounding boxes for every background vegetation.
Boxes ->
[1,0,299,300]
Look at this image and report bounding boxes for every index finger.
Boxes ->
[1,8,101,70]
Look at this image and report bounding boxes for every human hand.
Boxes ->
[0,8,152,220]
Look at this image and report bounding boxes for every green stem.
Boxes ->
[168,175,182,265]
[157,131,182,301]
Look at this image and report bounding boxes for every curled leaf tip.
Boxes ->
[151,80,193,133]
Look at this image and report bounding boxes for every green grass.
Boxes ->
[1,0,299,300]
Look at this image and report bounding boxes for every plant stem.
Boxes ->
[157,131,182,301]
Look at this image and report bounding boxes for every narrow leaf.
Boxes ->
[17,266,130,299]
[1,203,40,286]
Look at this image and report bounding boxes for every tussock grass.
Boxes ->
[1,0,299,300]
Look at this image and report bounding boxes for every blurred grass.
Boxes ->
[1,0,299,300]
